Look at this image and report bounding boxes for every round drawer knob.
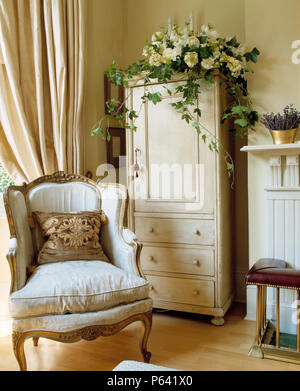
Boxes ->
[193,229,200,236]
[149,227,154,233]
[150,285,154,290]
[193,260,200,266]
[193,290,200,296]
[148,256,154,262]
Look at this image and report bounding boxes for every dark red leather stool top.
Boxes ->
[245,258,300,289]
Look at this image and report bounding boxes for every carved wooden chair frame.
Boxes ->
[3,171,152,371]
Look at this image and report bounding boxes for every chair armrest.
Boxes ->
[99,184,144,278]
[7,238,19,293]
[7,237,34,293]
[122,228,137,243]
[102,226,144,278]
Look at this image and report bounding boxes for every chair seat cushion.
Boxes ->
[9,261,149,319]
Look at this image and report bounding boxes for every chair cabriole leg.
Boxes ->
[140,311,152,363]
[12,331,27,371]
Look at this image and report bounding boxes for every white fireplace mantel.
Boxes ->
[242,143,300,333]
[241,142,300,154]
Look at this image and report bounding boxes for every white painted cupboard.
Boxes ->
[126,75,234,325]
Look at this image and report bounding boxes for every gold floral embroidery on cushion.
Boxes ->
[32,211,110,264]
[42,216,101,250]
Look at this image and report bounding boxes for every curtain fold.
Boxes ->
[0,0,87,183]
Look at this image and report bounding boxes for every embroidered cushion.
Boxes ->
[32,210,110,264]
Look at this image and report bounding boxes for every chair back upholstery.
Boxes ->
[4,172,102,266]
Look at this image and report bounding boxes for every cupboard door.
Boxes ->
[129,81,216,215]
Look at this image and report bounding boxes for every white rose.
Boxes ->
[142,45,153,57]
[201,25,210,35]
[232,44,246,57]
[169,30,178,42]
[184,51,199,68]
[225,56,242,75]
[173,44,182,57]
[187,36,200,48]
[162,48,176,63]
[213,49,221,59]
[149,52,162,67]
[201,24,218,41]
[201,58,215,70]
[152,31,164,42]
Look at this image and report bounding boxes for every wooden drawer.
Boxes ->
[141,246,215,276]
[146,275,214,307]
[135,217,215,245]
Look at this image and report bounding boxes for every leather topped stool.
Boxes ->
[245,258,300,364]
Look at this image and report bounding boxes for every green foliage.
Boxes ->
[0,163,14,192]
[90,23,260,178]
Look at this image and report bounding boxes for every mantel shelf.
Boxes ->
[241,143,300,154]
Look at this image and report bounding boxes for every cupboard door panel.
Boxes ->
[131,82,216,214]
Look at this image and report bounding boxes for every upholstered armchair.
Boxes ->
[3,172,152,371]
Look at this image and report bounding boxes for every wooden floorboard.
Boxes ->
[0,303,299,371]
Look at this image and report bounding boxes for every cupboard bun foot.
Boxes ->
[211,316,225,326]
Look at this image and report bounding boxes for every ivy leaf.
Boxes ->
[199,46,210,59]
[128,110,138,120]
[144,92,163,105]
[192,121,201,134]
[245,47,260,63]
[198,35,207,45]
[227,36,239,48]
[91,127,105,139]
[193,108,201,117]
[125,124,137,131]
[204,72,214,84]
[234,118,248,128]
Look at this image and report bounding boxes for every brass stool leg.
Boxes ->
[297,290,300,352]
[256,286,261,344]
[264,286,267,329]
[276,287,280,348]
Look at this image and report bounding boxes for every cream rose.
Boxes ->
[201,58,215,70]
[162,48,176,63]
[184,51,199,68]
[187,36,200,48]
[142,45,153,57]
[152,31,164,42]
[149,52,162,67]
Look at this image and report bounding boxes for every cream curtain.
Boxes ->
[0,0,87,183]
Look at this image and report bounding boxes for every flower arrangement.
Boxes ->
[260,104,300,130]
[91,22,260,177]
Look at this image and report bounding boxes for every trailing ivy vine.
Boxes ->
[91,23,260,178]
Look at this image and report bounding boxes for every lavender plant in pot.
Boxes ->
[260,104,300,144]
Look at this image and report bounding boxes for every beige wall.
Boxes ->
[84,0,125,178]
[244,0,300,315]
[245,0,300,264]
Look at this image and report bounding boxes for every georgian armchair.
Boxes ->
[3,172,152,371]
